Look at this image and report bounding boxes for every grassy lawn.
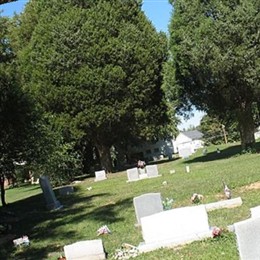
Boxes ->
[1,141,260,259]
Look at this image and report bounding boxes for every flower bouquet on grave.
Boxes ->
[137,160,146,169]
[13,235,30,247]
[212,226,222,238]
[97,225,111,236]
[114,243,139,260]
[191,193,204,204]
[162,198,174,210]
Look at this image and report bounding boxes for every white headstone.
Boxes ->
[179,147,192,159]
[39,176,62,210]
[64,239,106,260]
[94,170,107,182]
[127,168,139,182]
[234,217,260,260]
[250,206,260,218]
[133,193,163,226]
[185,165,190,173]
[146,165,160,178]
[139,205,211,252]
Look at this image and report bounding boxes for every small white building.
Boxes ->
[175,130,204,154]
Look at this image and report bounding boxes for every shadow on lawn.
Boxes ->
[185,141,260,164]
[0,189,130,259]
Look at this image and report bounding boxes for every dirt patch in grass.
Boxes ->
[239,182,260,192]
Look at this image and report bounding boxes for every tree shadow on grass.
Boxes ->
[0,189,132,259]
[185,141,260,164]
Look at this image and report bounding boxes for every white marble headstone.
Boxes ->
[64,239,106,260]
[133,193,163,225]
[250,205,260,218]
[146,165,160,178]
[127,168,139,182]
[179,147,192,159]
[234,217,260,260]
[138,205,211,252]
[94,170,107,182]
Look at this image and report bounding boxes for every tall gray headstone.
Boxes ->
[39,176,62,210]
[146,165,160,178]
[94,170,107,182]
[127,168,139,182]
[133,193,163,225]
[64,239,106,260]
[234,217,260,260]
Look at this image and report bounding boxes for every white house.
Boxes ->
[175,130,204,155]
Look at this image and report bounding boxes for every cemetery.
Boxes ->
[1,142,260,259]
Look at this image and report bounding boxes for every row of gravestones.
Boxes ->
[39,177,260,259]
[127,165,161,182]
[93,165,161,183]
[133,193,260,259]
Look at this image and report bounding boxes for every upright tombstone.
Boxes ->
[178,147,192,159]
[234,217,260,260]
[133,193,163,226]
[64,239,106,260]
[94,170,107,182]
[127,168,139,182]
[138,205,212,253]
[146,165,160,178]
[250,205,260,218]
[39,176,62,210]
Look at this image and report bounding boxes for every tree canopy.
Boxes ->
[167,0,260,150]
[15,0,170,172]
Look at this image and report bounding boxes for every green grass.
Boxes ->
[1,141,260,259]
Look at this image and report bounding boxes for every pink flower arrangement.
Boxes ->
[212,227,222,238]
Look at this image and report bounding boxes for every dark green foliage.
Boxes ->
[167,0,260,150]
[16,0,170,172]
[200,114,240,145]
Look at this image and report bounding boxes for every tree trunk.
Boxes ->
[0,174,7,207]
[95,143,113,173]
[237,101,255,150]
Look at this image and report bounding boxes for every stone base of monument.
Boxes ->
[47,200,63,211]
[138,205,212,253]
[138,231,212,253]
[64,239,106,260]
[204,197,242,212]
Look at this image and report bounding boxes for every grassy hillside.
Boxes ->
[1,142,260,259]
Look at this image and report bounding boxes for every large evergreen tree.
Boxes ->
[16,0,170,172]
[0,16,37,206]
[167,0,260,150]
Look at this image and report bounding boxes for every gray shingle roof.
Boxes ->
[182,130,203,140]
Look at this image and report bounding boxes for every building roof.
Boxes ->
[182,130,203,140]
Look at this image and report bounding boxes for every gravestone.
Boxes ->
[178,147,192,159]
[127,168,139,182]
[234,217,260,260]
[39,176,62,210]
[94,170,107,182]
[138,205,212,253]
[185,165,190,173]
[64,239,106,260]
[250,205,260,218]
[146,165,160,178]
[59,186,74,196]
[133,193,163,226]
